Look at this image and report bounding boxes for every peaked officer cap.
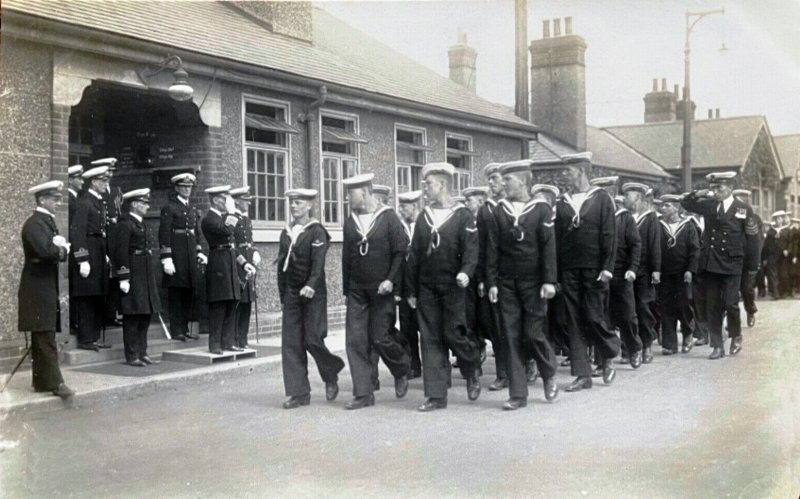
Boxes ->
[68,164,84,177]
[28,180,63,197]
[205,185,230,196]
[706,171,737,185]
[171,173,197,186]
[122,188,151,202]
[82,166,111,180]
[230,186,253,200]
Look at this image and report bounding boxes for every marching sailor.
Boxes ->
[397,189,423,379]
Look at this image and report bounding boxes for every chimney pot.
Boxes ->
[716,108,720,118]
[652,79,658,92]
[565,17,573,35]
[553,18,561,37]
[682,86,687,99]
[661,78,667,91]
[543,20,550,38]
[708,109,713,119]
[674,84,679,96]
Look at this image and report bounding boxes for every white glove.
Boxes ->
[794,257,798,265]
[252,251,261,266]
[540,283,556,300]
[162,258,176,276]
[783,250,789,257]
[52,235,70,252]
[597,270,612,283]
[197,252,208,265]
[224,195,236,214]
[624,270,636,282]
[224,215,239,227]
[119,280,130,294]
[79,262,91,278]
[244,262,257,277]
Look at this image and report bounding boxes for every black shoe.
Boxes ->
[681,337,694,354]
[730,336,742,356]
[709,347,725,360]
[526,360,539,384]
[209,348,223,355]
[502,397,527,410]
[77,343,99,352]
[409,369,422,380]
[96,342,112,349]
[127,359,146,367]
[543,377,558,402]
[618,356,630,365]
[226,346,245,352]
[642,347,654,364]
[630,350,643,369]
[591,366,604,378]
[694,337,708,347]
[602,362,616,384]
[283,394,311,409]
[394,375,409,399]
[467,375,481,401]
[345,394,375,410]
[565,376,593,392]
[185,332,200,340]
[662,348,677,356]
[560,358,571,367]
[418,397,447,412]
[140,355,160,365]
[325,380,339,401]
[488,378,508,391]
[173,335,187,342]
[52,383,75,398]
[746,313,756,328]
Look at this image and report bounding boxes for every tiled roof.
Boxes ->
[529,134,578,164]
[774,135,800,173]
[603,116,767,170]
[3,0,536,132]
[587,127,671,178]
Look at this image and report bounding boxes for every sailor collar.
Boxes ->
[634,209,655,225]
[499,198,550,241]
[615,207,629,217]
[281,219,321,271]
[350,206,393,256]
[422,204,469,251]
[660,217,691,247]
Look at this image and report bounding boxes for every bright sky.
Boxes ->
[320,0,800,135]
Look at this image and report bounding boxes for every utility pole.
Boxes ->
[514,0,529,120]
[682,8,724,192]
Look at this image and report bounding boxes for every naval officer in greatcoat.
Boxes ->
[109,188,162,367]
[230,186,260,349]
[680,172,761,359]
[19,180,74,398]
[278,189,345,409]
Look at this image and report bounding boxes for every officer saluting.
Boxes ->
[485,167,559,410]
[681,172,760,359]
[230,186,259,349]
[109,189,161,367]
[18,180,74,398]
[278,189,345,409]
[159,173,206,342]
[70,165,112,351]
[201,186,256,354]
[407,163,481,411]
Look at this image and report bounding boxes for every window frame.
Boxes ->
[319,109,361,228]
[445,131,475,195]
[241,94,293,229]
[394,123,429,201]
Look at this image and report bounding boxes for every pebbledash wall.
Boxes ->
[0,35,528,368]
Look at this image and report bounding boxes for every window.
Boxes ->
[445,133,476,195]
[395,125,431,193]
[69,113,93,166]
[752,189,760,207]
[320,112,365,225]
[243,97,298,224]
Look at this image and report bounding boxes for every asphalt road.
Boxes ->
[1,299,798,498]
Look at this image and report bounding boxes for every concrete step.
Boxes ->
[63,336,210,366]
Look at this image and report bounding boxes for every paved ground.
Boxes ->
[1,299,798,498]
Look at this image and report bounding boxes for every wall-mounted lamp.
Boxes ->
[139,55,194,102]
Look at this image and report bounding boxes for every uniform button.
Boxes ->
[710,244,715,248]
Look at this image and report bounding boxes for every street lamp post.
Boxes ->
[682,8,724,192]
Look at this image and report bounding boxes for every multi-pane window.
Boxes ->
[446,133,476,195]
[243,98,298,223]
[395,126,431,193]
[69,114,93,166]
[320,112,365,225]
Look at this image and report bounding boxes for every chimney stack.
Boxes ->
[530,18,587,150]
[514,0,529,120]
[676,86,696,121]
[643,77,677,123]
[543,20,550,38]
[716,108,720,118]
[448,29,477,93]
[708,109,714,119]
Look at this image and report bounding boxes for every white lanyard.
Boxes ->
[423,205,464,252]
[499,199,547,241]
[350,206,391,256]
[281,219,319,272]
[563,187,601,228]
[660,218,689,248]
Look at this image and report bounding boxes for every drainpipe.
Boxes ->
[297,86,328,188]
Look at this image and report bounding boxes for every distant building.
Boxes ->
[774,135,800,217]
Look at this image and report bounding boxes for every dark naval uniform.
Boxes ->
[407,205,481,399]
[70,190,110,347]
[67,188,80,332]
[110,213,161,363]
[761,226,779,298]
[658,218,700,352]
[397,218,421,376]
[476,198,508,382]
[278,220,344,398]
[342,207,411,398]
[633,209,661,351]
[739,212,763,322]
[18,209,67,392]
[201,208,244,352]
[681,193,760,353]
[486,199,558,400]
[608,207,642,355]
[554,188,620,377]
[776,225,794,298]
[159,192,203,338]
[233,211,256,348]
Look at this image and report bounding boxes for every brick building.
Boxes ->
[0,0,537,368]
